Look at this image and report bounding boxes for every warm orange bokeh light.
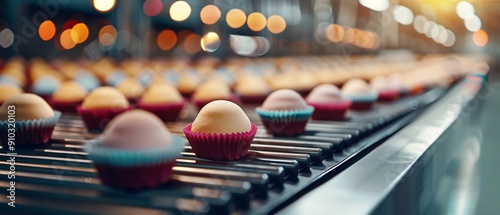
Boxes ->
[99,25,117,46]
[183,33,201,54]
[71,23,89,44]
[226,9,246,29]
[473,29,488,47]
[60,29,76,49]
[39,20,56,41]
[247,12,267,32]
[267,15,286,34]
[326,24,344,42]
[157,30,177,51]
[200,5,221,25]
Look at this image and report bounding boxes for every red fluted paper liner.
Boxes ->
[192,94,239,110]
[183,123,257,160]
[307,100,352,121]
[239,94,268,104]
[48,97,82,113]
[0,111,61,148]
[137,100,186,122]
[77,106,134,132]
[350,101,374,110]
[261,119,309,136]
[95,161,176,190]
[377,90,400,102]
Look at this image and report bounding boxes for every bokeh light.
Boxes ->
[359,0,389,12]
[201,32,220,52]
[443,30,456,47]
[267,15,287,34]
[200,5,221,25]
[157,30,177,51]
[413,15,427,33]
[99,25,118,46]
[326,24,344,42]
[38,20,56,41]
[93,0,116,12]
[226,9,247,29]
[0,28,14,48]
[183,33,201,54]
[465,15,481,32]
[393,5,414,25]
[456,1,475,20]
[60,29,76,50]
[71,23,89,44]
[170,1,191,22]
[144,0,163,16]
[473,29,488,47]
[247,12,267,32]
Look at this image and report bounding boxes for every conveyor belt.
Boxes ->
[0,88,447,215]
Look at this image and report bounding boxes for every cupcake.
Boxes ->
[256,89,314,136]
[77,87,132,132]
[341,79,378,110]
[370,76,400,102]
[50,81,88,113]
[306,84,352,120]
[74,70,100,91]
[192,80,236,109]
[31,76,60,100]
[0,94,61,147]
[235,76,271,104]
[85,110,185,189]
[115,77,145,103]
[177,72,201,97]
[183,100,257,160]
[105,70,126,87]
[138,83,186,122]
[0,85,23,106]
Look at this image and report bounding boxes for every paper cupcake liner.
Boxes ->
[48,97,82,113]
[239,94,268,104]
[256,107,314,136]
[183,124,257,160]
[377,90,400,102]
[77,106,134,132]
[345,91,379,102]
[137,100,186,122]
[84,136,185,189]
[0,111,61,147]
[350,101,374,110]
[192,94,239,110]
[307,100,352,121]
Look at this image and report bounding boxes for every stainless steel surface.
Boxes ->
[277,78,483,215]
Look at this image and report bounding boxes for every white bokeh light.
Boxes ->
[464,15,481,32]
[456,1,475,20]
[393,6,414,25]
[359,0,389,12]
[413,15,427,33]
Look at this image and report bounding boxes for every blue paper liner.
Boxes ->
[0,111,61,146]
[84,135,186,167]
[344,91,378,102]
[255,106,314,121]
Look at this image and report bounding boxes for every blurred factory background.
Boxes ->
[0,0,496,59]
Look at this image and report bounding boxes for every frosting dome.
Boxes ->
[0,85,23,103]
[341,79,372,95]
[52,81,88,102]
[192,80,231,101]
[191,100,251,134]
[81,86,129,109]
[235,76,270,96]
[0,93,54,121]
[116,78,145,100]
[261,89,308,111]
[142,84,183,104]
[101,110,172,149]
[307,84,343,103]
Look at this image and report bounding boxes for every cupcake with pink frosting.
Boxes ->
[306,84,352,120]
[370,76,400,102]
[256,89,314,136]
[85,110,185,189]
[342,79,378,110]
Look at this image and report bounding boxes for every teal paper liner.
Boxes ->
[256,107,314,136]
[84,136,186,167]
[344,91,379,102]
[0,111,61,147]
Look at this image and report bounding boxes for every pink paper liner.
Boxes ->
[350,101,374,110]
[77,105,134,132]
[137,100,186,122]
[307,100,352,121]
[261,118,309,137]
[192,94,239,110]
[239,94,268,104]
[377,90,400,102]
[95,161,176,190]
[48,97,82,113]
[183,124,257,161]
